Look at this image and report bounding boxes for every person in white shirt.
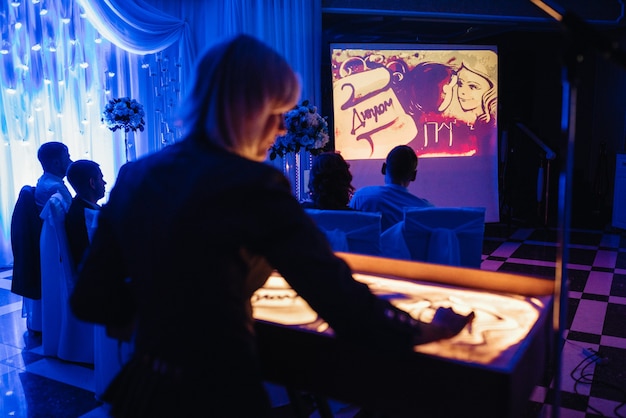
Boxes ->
[10,141,72,334]
[34,141,73,211]
[350,145,433,231]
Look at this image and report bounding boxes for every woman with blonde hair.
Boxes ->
[70,34,473,417]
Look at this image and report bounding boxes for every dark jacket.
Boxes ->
[10,185,43,299]
[70,135,419,417]
[65,197,97,270]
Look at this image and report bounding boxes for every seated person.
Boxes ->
[10,141,73,333]
[301,151,355,210]
[35,141,73,210]
[65,160,107,269]
[349,145,433,231]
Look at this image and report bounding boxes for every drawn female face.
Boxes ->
[456,67,491,112]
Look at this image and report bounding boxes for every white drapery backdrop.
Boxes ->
[0,0,322,266]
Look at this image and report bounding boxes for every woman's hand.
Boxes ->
[413,307,475,345]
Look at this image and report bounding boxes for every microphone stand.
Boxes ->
[530,2,626,417]
[551,36,577,418]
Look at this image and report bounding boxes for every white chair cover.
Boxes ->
[94,325,134,399]
[320,228,350,252]
[379,222,411,260]
[22,297,42,332]
[381,207,486,268]
[83,208,135,399]
[39,194,65,356]
[304,209,382,255]
[426,227,461,266]
[40,193,94,363]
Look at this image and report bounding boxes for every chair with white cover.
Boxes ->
[10,185,43,332]
[380,206,486,268]
[304,209,382,256]
[40,193,94,363]
[84,207,134,399]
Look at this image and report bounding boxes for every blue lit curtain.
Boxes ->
[0,0,321,266]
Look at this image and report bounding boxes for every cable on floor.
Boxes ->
[566,341,626,418]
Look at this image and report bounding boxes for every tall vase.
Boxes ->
[124,131,130,163]
[282,150,312,201]
[282,152,298,199]
[299,149,313,201]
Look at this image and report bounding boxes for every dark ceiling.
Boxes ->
[322,14,562,44]
[321,1,626,45]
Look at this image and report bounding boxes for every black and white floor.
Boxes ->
[1,223,625,417]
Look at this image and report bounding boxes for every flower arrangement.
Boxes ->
[269,100,329,160]
[101,97,146,133]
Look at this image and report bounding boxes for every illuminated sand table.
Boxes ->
[253,273,549,367]
[253,255,554,417]
[252,275,319,326]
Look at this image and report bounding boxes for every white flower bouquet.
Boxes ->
[101,97,146,133]
[269,100,329,160]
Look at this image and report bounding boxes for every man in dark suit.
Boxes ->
[10,186,42,301]
[65,159,106,269]
[11,141,73,333]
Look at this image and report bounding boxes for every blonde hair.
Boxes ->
[180,34,301,153]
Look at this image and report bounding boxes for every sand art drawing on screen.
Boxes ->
[331,45,498,160]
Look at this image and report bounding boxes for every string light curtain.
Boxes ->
[0,0,321,266]
[75,0,196,156]
[0,0,113,265]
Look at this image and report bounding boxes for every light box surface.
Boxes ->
[253,256,553,417]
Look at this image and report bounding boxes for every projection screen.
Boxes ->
[330,43,500,222]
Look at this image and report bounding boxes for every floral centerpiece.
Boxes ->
[269,100,329,160]
[101,97,146,133]
[102,97,145,162]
